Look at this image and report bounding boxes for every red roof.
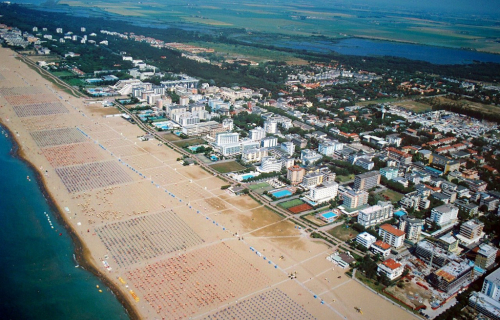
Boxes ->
[380,224,406,237]
[382,258,402,270]
[373,240,391,250]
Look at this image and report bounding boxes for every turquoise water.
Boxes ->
[319,212,337,220]
[242,174,256,180]
[271,190,292,198]
[0,128,129,320]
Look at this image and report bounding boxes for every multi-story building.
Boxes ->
[398,215,424,242]
[481,196,500,212]
[280,142,295,156]
[287,165,305,186]
[301,172,324,188]
[430,204,458,226]
[386,147,412,165]
[357,201,394,228]
[429,260,473,293]
[455,200,479,217]
[241,148,268,164]
[258,156,282,173]
[318,140,343,156]
[476,244,498,270]
[264,119,278,134]
[371,240,391,257]
[216,132,239,146]
[380,167,399,180]
[342,189,369,209]
[482,267,500,301]
[458,219,484,244]
[354,171,381,191]
[429,153,460,174]
[415,240,454,268]
[307,181,339,204]
[301,149,323,166]
[249,127,266,141]
[261,137,278,148]
[356,232,377,249]
[379,224,406,248]
[377,259,404,280]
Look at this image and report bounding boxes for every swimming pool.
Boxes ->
[271,189,292,198]
[318,211,338,223]
[242,174,257,180]
[210,156,218,161]
[188,146,201,152]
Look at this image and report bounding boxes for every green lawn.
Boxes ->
[51,71,75,77]
[327,224,359,241]
[278,199,304,209]
[248,182,270,190]
[172,138,206,148]
[209,161,246,173]
[336,174,354,183]
[379,189,404,203]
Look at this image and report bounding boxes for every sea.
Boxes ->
[0,127,129,320]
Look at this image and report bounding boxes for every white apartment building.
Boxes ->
[482,267,500,301]
[356,232,377,249]
[379,224,406,248]
[216,132,239,146]
[357,201,394,228]
[258,156,283,173]
[281,142,295,156]
[318,140,343,156]
[261,136,278,148]
[241,148,268,164]
[301,149,323,166]
[249,127,266,141]
[342,189,369,209]
[307,181,338,204]
[264,119,278,134]
[430,204,459,226]
[377,259,404,280]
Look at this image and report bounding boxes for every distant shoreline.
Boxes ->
[0,120,140,320]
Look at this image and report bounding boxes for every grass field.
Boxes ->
[395,100,433,113]
[248,182,270,190]
[277,198,304,209]
[51,71,75,77]
[379,189,404,203]
[336,174,354,183]
[209,161,246,173]
[172,138,205,148]
[327,224,359,241]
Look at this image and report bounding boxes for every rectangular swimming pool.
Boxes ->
[271,189,292,198]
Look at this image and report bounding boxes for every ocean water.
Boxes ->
[0,128,129,320]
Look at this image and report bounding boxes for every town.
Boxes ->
[1,10,500,320]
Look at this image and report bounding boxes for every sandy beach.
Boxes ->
[0,46,416,320]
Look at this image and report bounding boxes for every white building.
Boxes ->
[356,232,377,249]
[307,181,338,204]
[380,167,399,180]
[241,148,268,164]
[377,259,404,280]
[216,132,239,146]
[301,149,323,166]
[430,204,459,226]
[261,136,278,148]
[318,140,343,156]
[249,127,266,141]
[258,156,283,173]
[482,267,500,301]
[379,224,406,248]
[357,201,394,228]
[371,240,392,257]
[281,142,295,156]
[222,118,234,131]
[264,119,278,134]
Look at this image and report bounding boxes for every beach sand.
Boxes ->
[0,47,416,320]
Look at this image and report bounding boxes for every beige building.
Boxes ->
[287,165,305,186]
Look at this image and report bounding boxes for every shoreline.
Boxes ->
[0,120,141,320]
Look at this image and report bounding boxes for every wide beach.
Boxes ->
[0,46,416,320]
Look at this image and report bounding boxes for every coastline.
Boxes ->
[0,120,141,320]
